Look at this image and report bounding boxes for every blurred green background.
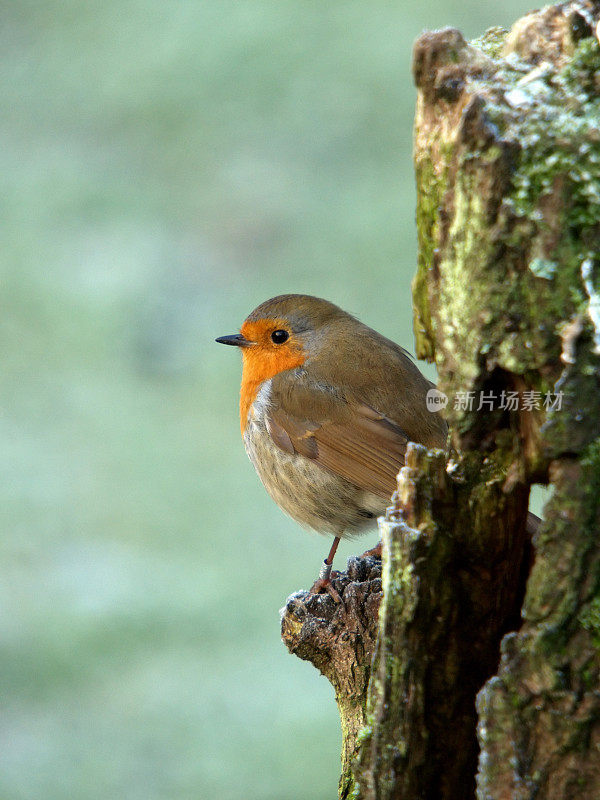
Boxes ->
[2,2,539,798]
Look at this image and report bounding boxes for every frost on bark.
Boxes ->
[281,2,600,798]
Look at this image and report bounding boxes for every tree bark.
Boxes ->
[281,1,600,797]
[281,556,383,798]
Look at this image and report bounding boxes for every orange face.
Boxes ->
[238,317,306,434]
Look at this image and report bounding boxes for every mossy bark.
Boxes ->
[353,443,532,799]
[283,2,600,798]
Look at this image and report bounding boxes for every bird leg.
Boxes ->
[310,535,342,603]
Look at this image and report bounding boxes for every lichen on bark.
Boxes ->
[413,7,600,443]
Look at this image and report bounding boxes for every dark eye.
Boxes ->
[271,329,289,344]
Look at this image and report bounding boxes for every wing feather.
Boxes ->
[266,381,408,500]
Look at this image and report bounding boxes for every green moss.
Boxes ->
[579,596,600,646]
[581,437,600,536]
[509,37,600,268]
[355,724,372,746]
[562,36,600,98]
[581,436,600,480]
[525,438,600,652]
[413,156,446,361]
[581,663,597,690]
[474,38,600,368]
[472,26,508,59]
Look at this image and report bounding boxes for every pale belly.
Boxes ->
[243,413,385,537]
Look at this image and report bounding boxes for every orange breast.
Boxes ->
[238,319,305,434]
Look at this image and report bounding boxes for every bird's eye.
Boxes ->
[271,329,289,344]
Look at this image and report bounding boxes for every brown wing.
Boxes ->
[266,376,408,500]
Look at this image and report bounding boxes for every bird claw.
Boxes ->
[310,575,343,604]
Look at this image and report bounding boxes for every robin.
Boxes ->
[216,294,448,598]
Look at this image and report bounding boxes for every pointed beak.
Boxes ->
[215,333,254,347]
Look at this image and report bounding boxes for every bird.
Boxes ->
[216,294,448,599]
